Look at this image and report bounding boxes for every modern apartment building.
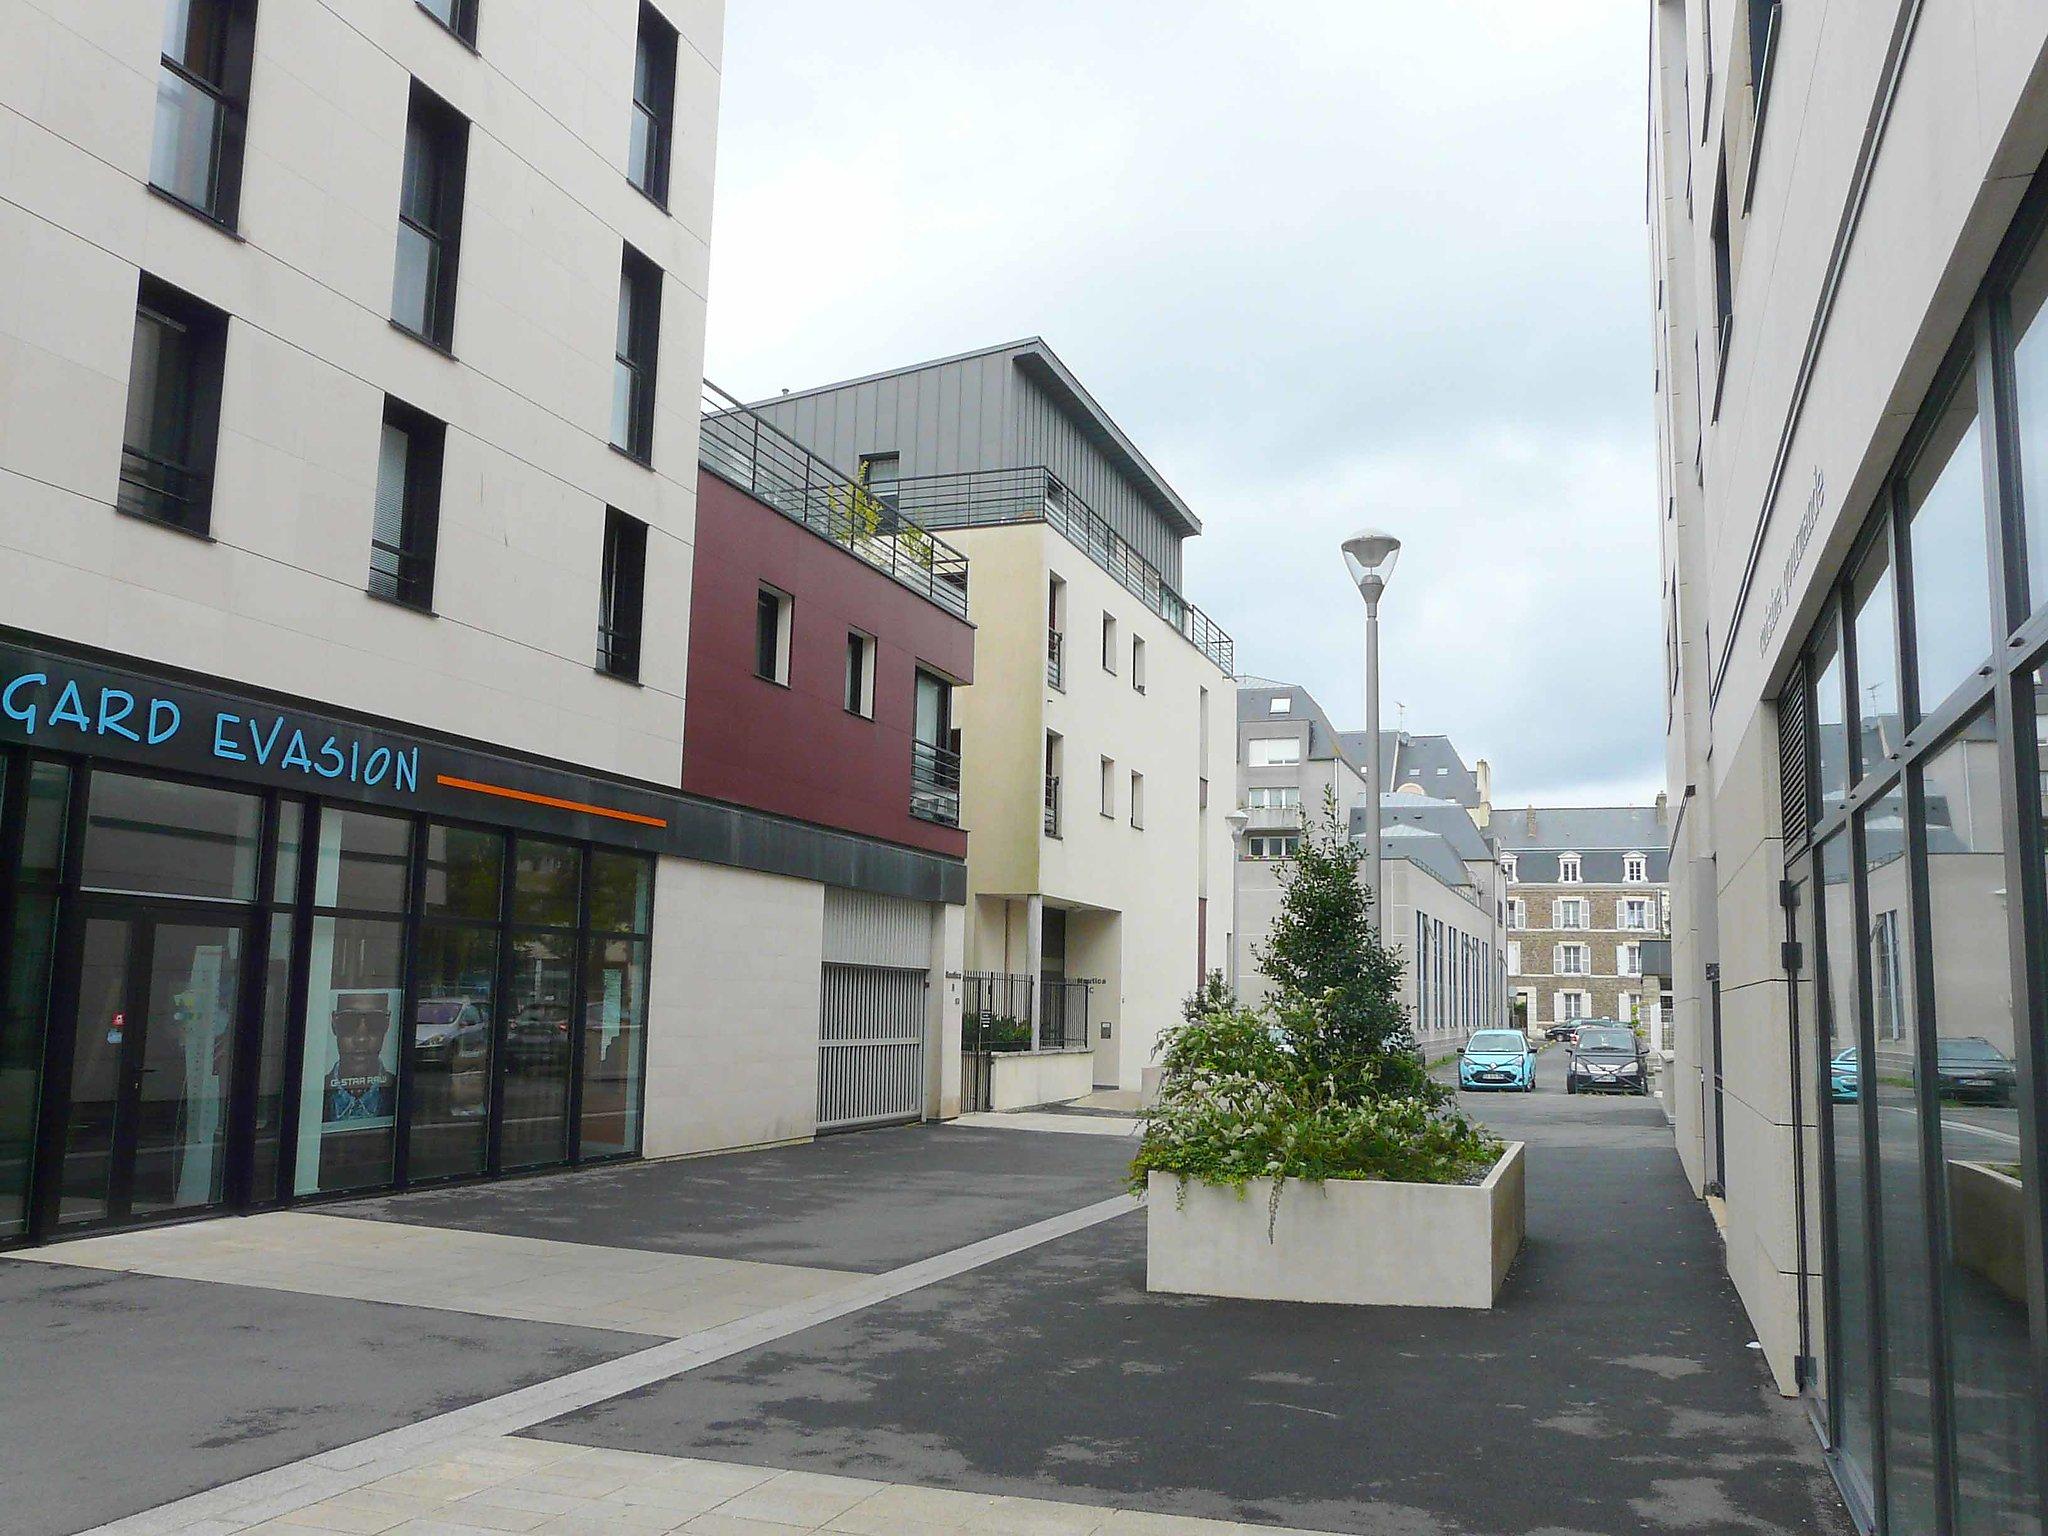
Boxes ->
[0,0,973,1250]
[753,341,1238,1097]
[1494,805,1671,1035]
[1233,683,1507,1052]
[1652,1,2047,1528]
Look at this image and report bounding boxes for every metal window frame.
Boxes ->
[370,398,445,612]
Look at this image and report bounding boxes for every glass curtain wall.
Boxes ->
[1783,183,2048,1535]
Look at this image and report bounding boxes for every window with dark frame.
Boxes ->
[597,508,647,681]
[391,83,469,350]
[628,3,678,206]
[844,631,876,717]
[755,585,791,684]
[1710,165,1733,407]
[150,0,256,227]
[612,245,663,463]
[118,274,229,535]
[370,398,444,611]
[417,0,477,44]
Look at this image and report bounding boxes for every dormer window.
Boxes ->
[1268,696,1291,714]
[1625,852,1647,884]
[1502,854,1517,881]
[1559,853,1582,884]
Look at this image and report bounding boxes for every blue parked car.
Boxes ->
[1458,1029,1537,1093]
[1829,1047,1859,1103]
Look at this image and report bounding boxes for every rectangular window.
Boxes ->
[1131,635,1147,693]
[1556,898,1586,930]
[1620,943,1641,976]
[1559,855,1582,883]
[1557,944,1588,976]
[1247,737,1302,767]
[1560,991,1587,1022]
[611,245,663,463]
[1248,834,1299,860]
[1046,574,1066,689]
[1508,898,1526,930]
[1267,696,1291,714]
[1622,898,1651,931]
[418,0,478,44]
[1502,854,1517,880]
[1506,941,1520,973]
[1099,756,1115,818]
[1130,770,1145,829]
[391,83,469,349]
[1710,166,1733,406]
[118,275,228,535]
[1102,612,1118,673]
[628,2,677,205]
[755,585,792,685]
[370,398,444,611]
[844,630,876,717]
[1248,786,1299,809]
[1625,853,1648,883]
[858,452,900,512]
[597,507,647,681]
[150,0,255,226]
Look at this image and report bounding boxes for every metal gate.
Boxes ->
[818,963,927,1130]
[817,891,932,1132]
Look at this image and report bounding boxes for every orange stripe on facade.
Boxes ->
[435,774,669,829]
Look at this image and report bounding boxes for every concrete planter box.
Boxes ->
[1947,1158,2028,1304]
[1145,1141,1526,1309]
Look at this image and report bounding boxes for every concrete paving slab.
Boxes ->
[0,1260,657,1536]
[7,1211,861,1337]
[333,1124,1137,1273]
[530,1061,1851,1536]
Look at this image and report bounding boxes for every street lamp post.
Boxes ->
[1342,529,1401,941]
[1225,807,1250,990]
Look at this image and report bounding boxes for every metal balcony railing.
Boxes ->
[910,739,961,827]
[1047,628,1065,689]
[698,382,970,621]
[1043,773,1062,837]
[886,466,1233,674]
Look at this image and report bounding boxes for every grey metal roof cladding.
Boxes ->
[751,337,1201,537]
[1380,823,1474,892]
[1350,795,1493,863]
[1341,732,1480,807]
[1237,682,1352,763]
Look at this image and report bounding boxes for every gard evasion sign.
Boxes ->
[0,648,421,796]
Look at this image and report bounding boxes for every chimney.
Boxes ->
[1524,806,1538,837]
[1655,790,1669,825]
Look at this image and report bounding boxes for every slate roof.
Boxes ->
[1495,804,1671,884]
[1236,682,1353,764]
[1350,795,1494,864]
[1379,823,1473,892]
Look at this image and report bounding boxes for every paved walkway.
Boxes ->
[3,1071,1850,1536]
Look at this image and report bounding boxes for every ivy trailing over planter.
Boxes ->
[1131,796,1501,1227]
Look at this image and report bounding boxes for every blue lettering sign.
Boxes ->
[97,689,139,742]
[2,673,46,734]
[147,699,180,745]
[50,680,91,732]
[213,713,248,762]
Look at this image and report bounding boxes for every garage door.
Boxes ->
[818,892,932,1132]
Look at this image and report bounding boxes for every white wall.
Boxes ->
[0,0,719,782]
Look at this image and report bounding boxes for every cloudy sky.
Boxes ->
[703,4,1658,807]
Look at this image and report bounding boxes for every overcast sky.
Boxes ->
[703,4,1658,808]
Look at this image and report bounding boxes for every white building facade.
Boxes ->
[0,0,970,1249]
[1652,2,2048,1529]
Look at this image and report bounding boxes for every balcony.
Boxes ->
[910,739,961,826]
[1043,773,1062,837]
[1047,628,1065,690]
[698,381,970,621]
[1245,801,1302,832]
[959,973,1092,1053]
[887,466,1233,673]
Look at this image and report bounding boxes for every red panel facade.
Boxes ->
[682,469,973,858]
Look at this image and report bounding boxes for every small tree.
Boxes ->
[1255,792,1436,1101]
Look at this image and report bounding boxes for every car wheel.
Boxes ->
[1566,1079,1576,1095]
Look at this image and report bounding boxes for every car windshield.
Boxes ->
[416,1001,466,1026]
[1467,1032,1523,1053]
[1938,1038,2008,1064]
[1576,1027,1634,1052]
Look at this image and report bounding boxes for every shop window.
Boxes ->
[628,2,677,206]
[411,920,496,1183]
[514,837,582,927]
[150,0,255,227]
[1849,535,1898,773]
[2010,237,2048,616]
[1812,622,1848,814]
[1903,367,1991,720]
[1921,708,2040,1532]
[417,0,477,44]
[79,773,261,900]
[1,761,71,1237]
[370,398,444,611]
[598,508,648,682]
[611,245,663,463]
[581,851,653,1161]
[391,82,469,350]
[119,275,228,535]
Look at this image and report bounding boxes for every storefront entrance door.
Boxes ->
[57,903,246,1229]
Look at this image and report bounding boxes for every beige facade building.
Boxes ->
[1652,1,2047,1529]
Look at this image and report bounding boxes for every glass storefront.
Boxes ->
[0,755,653,1244]
[1783,187,2048,1535]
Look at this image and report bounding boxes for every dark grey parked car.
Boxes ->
[1566,1022,1649,1095]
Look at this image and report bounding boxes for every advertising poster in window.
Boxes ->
[318,989,401,1128]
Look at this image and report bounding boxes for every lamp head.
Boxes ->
[1225,808,1250,840]
[1341,529,1401,600]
